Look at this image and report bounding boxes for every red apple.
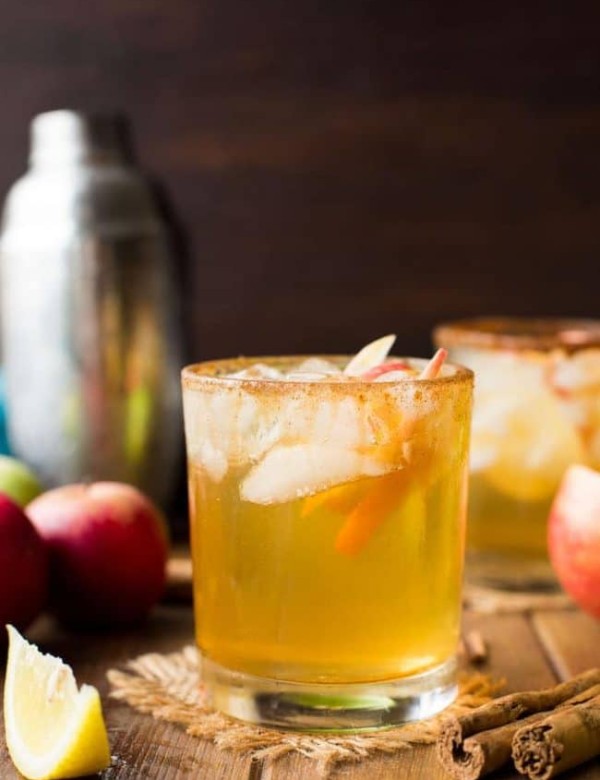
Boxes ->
[27,482,169,627]
[548,464,600,618]
[0,494,48,631]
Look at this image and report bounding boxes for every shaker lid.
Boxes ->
[30,110,130,166]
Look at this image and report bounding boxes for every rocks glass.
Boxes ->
[182,352,472,729]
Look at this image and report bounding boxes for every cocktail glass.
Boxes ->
[435,318,600,591]
[181,339,473,730]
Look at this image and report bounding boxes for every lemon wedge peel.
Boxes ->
[4,625,111,780]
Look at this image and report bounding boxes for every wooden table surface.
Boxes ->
[1,570,599,779]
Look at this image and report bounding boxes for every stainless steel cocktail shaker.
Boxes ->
[0,110,183,506]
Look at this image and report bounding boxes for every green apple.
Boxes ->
[0,456,43,507]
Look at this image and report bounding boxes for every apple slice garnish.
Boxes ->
[344,334,396,377]
[333,348,449,555]
[419,348,448,379]
[361,360,413,381]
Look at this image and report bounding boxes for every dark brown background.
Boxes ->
[0,1,599,359]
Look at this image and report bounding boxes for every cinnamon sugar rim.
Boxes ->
[181,355,473,391]
[434,317,600,353]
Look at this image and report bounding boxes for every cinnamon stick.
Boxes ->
[437,668,600,780]
[463,630,487,665]
[512,694,600,779]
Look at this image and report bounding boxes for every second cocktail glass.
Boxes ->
[182,339,473,730]
[435,318,600,591]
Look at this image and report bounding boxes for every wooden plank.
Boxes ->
[461,611,557,692]
[102,709,257,779]
[262,745,448,780]
[2,606,598,779]
[531,610,600,680]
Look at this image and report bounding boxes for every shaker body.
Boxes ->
[0,112,183,506]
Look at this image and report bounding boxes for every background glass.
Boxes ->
[435,318,600,591]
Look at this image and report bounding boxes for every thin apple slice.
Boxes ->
[344,335,396,377]
[240,444,391,505]
[362,361,414,381]
[334,348,449,554]
[419,348,448,379]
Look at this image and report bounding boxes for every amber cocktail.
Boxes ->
[182,338,472,730]
[435,318,600,591]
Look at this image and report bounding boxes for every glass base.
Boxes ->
[201,656,457,731]
[467,550,559,592]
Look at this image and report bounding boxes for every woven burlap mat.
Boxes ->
[107,646,501,775]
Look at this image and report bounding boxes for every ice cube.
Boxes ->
[292,357,342,374]
[228,363,283,380]
[240,443,393,505]
[208,391,282,465]
[550,350,600,393]
[183,394,230,482]
[476,389,586,501]
[469,392,522,475]
[183,389,283,482]
[463,350,546,397]
[191,440,229,483]
[273,395,367,451]
[319,396,365,449]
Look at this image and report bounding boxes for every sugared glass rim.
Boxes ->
[434,317,600,353]
[181,354,473,391]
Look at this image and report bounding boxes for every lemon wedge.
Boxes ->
[4,625,111,780]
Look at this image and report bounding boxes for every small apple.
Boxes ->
[27,482,169,627]
[548,464,600,618]
[0,494,48,632]
[0,456,43,508]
